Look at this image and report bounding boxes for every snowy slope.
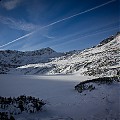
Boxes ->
[0,32,120,77]
[0,74,119,120]
[0,32,120,120]
[0,47,63,74]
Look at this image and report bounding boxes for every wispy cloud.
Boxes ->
[51,26,119,48]
[1,0,22,10]
[37,0,116,28]
[0,16,39,31]
[0,0,116,49]
[36,21,119,47]
[43,35,55,39]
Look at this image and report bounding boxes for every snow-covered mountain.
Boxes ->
[0,47,63,74]
[0,32,120,77]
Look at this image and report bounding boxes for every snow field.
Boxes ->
[0,74,119,120]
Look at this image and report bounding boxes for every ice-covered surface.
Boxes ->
[0,74,119,120]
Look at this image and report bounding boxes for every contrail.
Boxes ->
[52,26,119,47]
[0,0,116,49]
[0,32,34,48]
[42,0,116,27]
[39,21,119,46]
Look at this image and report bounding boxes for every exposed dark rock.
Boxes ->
[75,76,120,93]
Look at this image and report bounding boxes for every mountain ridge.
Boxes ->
[0,32,120,77]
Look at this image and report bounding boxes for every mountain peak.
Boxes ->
[97,32,120,47]
[25,47,56,56]
[0,32,119,76]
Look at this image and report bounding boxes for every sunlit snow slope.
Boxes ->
[0,32,120,77]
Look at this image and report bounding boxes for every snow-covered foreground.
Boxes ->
[0,74,119,120]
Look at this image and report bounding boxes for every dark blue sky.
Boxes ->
[0,0,119,52]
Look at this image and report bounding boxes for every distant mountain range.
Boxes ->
[0,32,120,77]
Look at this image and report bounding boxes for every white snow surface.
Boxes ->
[10,33,120,77]
[0,74,119,120]
[0,33,120,77]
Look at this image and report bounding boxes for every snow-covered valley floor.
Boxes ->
[0,74,119,120]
